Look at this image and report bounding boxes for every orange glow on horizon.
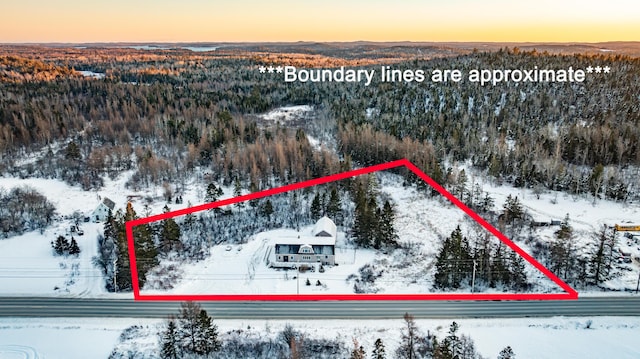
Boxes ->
[1,1,638,43]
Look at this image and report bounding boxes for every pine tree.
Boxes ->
[205,183,223,203]
[261,199,274,221]
[53,235,70,255]
[326,188,342,224]
[378,200,398,248]
[549,213,575,280]
[310,192,322,220]
[234,177,244,208]
[112,209,132,292]
[195,309,221,355]
[115,203,158,290]
[65,141,81,160]
[372,338,386,359]
[68,237,80,256]
[491,243,509,287]
[178,301,202,354]
[434,226,472,289]
[498,346,516,359]
[159,205,181,254]
[502,195,524,224]
[589,225,615,285]
[441,321,462,359]
[509,251,528,290]
[160,319,180,359]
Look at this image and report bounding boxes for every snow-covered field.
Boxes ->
[2,316,638,359]
[0,318,153,359]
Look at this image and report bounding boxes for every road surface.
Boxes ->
[1,296,640,319]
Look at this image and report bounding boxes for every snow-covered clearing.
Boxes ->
[78,70,105,79]
[144,226,377,295]
[259,105,314,123]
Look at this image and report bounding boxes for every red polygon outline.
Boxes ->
[125,159,578,301]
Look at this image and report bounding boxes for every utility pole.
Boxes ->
[471,260,477,293]
[297,267,300,295]
[113,257,117,292]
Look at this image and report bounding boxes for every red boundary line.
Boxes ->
[125,159,578,301]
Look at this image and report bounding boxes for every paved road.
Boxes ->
[1,297,640,319]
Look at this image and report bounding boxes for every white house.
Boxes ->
[274,216,337,265]
[92,197,116,222]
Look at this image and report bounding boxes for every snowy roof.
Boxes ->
[312,216,337,238]
[275,235,336,246]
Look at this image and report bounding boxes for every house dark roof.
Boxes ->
[102,197,116,210]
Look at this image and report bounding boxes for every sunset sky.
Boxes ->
[1,0,638,43]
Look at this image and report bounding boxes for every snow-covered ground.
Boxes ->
[0,161,638,297]
[0,170,230,297]
[78,70,105,79]
[259,105,314,123]
[0,318,153,359]
[145,171,564,296]
[144,226,378,295]
[474,174,640,292]
[2,316,638,359]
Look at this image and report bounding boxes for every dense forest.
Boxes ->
[1,46,638,203]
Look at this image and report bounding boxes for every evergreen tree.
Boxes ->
[65,141,81,160]
[491,243,509,287]
[234,177,244,208]
[205,182,223,203]
[261,199,274,221]
[195,309,221,355]
[52,235,70,255]
[502,195,524,224]
[159,205,181,254]
[352,184,376,248]
[498,346,516,359]
[178,301,202,354]
[68,237,80,256]
[589,225,616,285]
[549,213,575,280]
[435,321,462,359]
[434,226,472,289]
[372,338,386,359]
[377,200,398,248]
[310,192,322,220]
[326,188,342,224]
[508,251,528,290]
[160,319,180,359]
[114,203,158,291]
[456,169,468,200]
